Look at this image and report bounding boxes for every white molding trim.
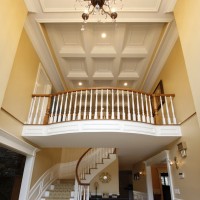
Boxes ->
[0,128,38,156]
[0,128,38,200]
[22,120,181,137]
[141,21,178,92]
[39,0,161,13]
[29,161,78,200]
[28,164,59,200]
[145,150,175,200]
[24,17,65,92]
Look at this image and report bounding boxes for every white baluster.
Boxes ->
[131,92,136,121]
[39,97,46,124]
[148,95,154,124]
[111,89,115,119]
[117,90,120,119]
[100,89,103,119]
[145,94,150,123]
[160,96,166,124]
[141,94,146,122]
[127,91,131,120]
[106,89,109,119]
[84,90,88,120]
[28,97,36,124]
[78,91,83,120]
[63,93,68,121]
[68,92,73,121]
[33,97,41,124]
[94,89,98,119]
[122,90,125,120]
[89,90,93,120]
[165,96,171,124]
[136,93,141,121]
[86,185,89,200]
[170,96,177,124]
[54,95,60,123]
[58,94,64,122]
[49,96,56,123]
[73,91,78,120]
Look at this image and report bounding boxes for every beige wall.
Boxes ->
[61,148,87,163]
[134,38,200,199]
[152,39,195,123]
[132,162,147,193]
[31,148,62,187]
[174,0,200,126]
[90,159,119,195]
[0,28,40,140]
[0,0,27,107]
[169,115,200,200]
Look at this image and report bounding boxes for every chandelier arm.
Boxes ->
[101,6,111,17]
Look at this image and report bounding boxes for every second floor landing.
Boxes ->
[22,87,181,149]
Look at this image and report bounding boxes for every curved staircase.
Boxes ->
[74,148,116,200]
[37,148,117,200]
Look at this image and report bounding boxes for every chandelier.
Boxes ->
[76,0,123,22]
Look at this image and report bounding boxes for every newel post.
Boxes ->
[152,94,159,124]
[43,95,52,125]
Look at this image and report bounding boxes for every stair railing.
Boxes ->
[26,87,177,125]
[74,148,116,200]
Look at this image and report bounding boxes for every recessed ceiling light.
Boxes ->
[124,82,128,86]
[78,82,83,86]
[101,33,107,38]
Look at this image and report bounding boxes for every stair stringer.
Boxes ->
[81,154,117,184]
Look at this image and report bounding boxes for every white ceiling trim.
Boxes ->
[39,0,162,13]
[141,21,178,92]
[24,17,66,91]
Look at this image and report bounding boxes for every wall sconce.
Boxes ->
[169,156,180,169]
[133,170,145,180]
[177,142,187,158]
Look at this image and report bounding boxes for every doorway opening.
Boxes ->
[0,146,26,200]
[151,164,171,200]
[145,150,174,200]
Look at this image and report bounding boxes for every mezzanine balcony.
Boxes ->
[22,87,181,146]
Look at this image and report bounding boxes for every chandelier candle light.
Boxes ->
[76,0,123,22]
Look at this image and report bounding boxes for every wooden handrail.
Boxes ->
[75,148,116,186]
[75,148,92,185]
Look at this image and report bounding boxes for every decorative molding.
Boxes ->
[145,150,175,200]
[0,128,38,156]
[24,17,65,92]
[164,0,177,13]
[39,0,162,13]
[28,164,59,200]
[0,128,38,200]
[28,161,78,200]
[142,21,178,92]
[22,120,181,137]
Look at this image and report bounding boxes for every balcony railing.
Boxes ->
[27,87,177,125]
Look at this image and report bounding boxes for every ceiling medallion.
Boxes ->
[99,172,111,183]
[76,0,123,23]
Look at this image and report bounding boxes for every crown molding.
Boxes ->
[24,16,66,91]
[141,21,178,92]
[0,128,38,156]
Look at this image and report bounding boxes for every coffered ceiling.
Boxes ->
[24,0,178,92]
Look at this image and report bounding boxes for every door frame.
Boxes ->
[0,128,38,200]
[144,150,174,200]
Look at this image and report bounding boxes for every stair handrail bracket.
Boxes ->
[26,87,177,126]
